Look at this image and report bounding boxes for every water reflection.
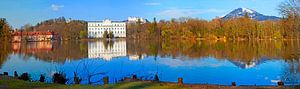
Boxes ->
[12,42,53,54]
[0,41,11,68]
[229,58,268,69]
[281,60,300,85]
[0,40,300,85]
[88,39,127,61]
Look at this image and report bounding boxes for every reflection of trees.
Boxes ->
[103,40,114,50]
[127,40,145,60]
[281,60,300,85]
[13,39,300,66]
[73,60,107,84]
[14,41,88,63]
[281,41,300,60]
[0,40,11,68]
[127,40,300,63]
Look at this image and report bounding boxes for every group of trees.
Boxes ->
[0,0,298,41]
[279,0,300,39]
[126,19,146,39]
[127,0,300,40]
[102,30,114,39]
[8,0,296,41]
[21,17,88,40]
[5,0,296,41]
[127,16,283,40]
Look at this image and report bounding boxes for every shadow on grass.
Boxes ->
[105,82,155,89]
[104,82,185,89]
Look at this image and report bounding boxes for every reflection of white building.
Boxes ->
[88,40,127,61]
[129,55,140,60]
[88,19,126,38]
[129,54,147,60]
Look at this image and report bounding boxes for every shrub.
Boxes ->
[52,72,67,84]
[40,74,45,82]
[19,73,30,81]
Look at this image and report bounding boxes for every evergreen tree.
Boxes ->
[0,18,11,40]
[109,31,114,38]
[103,30,108,38]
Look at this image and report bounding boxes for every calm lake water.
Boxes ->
[0,39,300,86]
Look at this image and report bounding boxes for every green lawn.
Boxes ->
[0,78,186,89]
[1,77,300,89]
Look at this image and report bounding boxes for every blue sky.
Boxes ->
[0,0,285,28]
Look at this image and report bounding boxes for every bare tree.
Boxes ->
[279,0,300,17]
[279,0,300,38]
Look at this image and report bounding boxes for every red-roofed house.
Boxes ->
[12,31,54,42]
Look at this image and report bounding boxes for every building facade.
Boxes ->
[88,19,126,38]
[12,31,54,42]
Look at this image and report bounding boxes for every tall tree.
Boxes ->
[103,30,108,38]
[0,18,11,40]
[109,31,114,38]
[149,17,158,36]
[79,30,87,39]
[279,0,300,17]
[279,0,300,38]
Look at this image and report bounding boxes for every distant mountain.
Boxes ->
[222,8,280,21]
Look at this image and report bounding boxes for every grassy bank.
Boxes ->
[0,80,184,89]
[0,77,185,89]
[1,76,300,89]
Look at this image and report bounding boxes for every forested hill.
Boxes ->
[30,17,88,40]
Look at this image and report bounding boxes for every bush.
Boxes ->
[14,71,18,77]
[19,73,30,81]
[40,74,45,82]
[52,72,67,84]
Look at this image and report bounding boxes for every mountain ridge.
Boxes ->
[222,8,280,21]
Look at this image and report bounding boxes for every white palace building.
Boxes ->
[87,17,145,38]
[88,19,127,38]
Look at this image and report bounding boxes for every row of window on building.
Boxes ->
[89,49,126,53]
[89,31,125,35]
[88,24,125,27]
[89,27,126,31]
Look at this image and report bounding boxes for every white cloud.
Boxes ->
[144,2,161,6]
[157,8,225,18]
[51,4,64,11]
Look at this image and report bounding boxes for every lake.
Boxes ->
[0,39,300,86]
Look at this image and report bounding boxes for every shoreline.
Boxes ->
[9,37,300,42]
[1,75,299,89]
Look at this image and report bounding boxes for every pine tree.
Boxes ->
[103,30,108,38]
[0,18,11,40]
[109,31,114,38]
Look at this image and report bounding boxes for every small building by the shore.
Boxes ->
[12,31,54,42]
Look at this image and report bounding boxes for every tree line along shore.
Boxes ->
[0,0,299,41]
